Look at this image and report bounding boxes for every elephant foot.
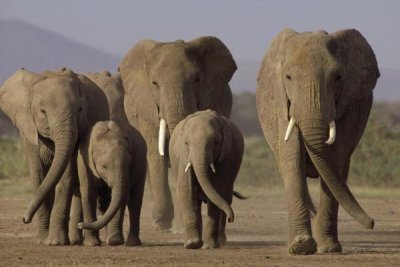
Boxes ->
[107,233,124,246]
[126,236,142,246]
[69,231,83,246]
[317,238,342,254]
[288,234,317,255]
[202,239,220,249]
[83,235,101,247]
[44,233,70,246]
[184,238,203,249]
[153,221,172,232]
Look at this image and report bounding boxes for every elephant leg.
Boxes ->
[106,205,125,246]
[24,138,53,244]
[314,159,350,253]
[279,121,316,255]
[218,188,233,246]
[147,142,174,231]
[178,169,202,249]
[203,202,221,249]
[126,177,145,246]
[45,159,76,246]
[69,186,83,245]
[79,166,101,246]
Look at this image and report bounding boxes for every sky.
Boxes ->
[0,0,399,69]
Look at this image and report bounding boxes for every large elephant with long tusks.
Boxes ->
[0,68,110,245]
[256,29,380,255]
[119,36,237,230]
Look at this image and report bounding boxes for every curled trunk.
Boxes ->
[78,177,127,231]
[300,122,374,229]
[23,119,77,224]
[191,156,234,222]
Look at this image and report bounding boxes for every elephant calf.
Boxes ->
[169,110,244,249]
[74,120,147,246]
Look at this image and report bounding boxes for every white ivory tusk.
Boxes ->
[158,118,167,156]
[284,117,295,142]
[210,163,216,173]
[326,120,336,145]
[185,162,191,173]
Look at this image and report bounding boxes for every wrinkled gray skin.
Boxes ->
[119,36,237,230]
[70,120,146,247]
[169,110,244,249]
[0,68,109,245]
[256,29,380,254]
[67,72,147,246]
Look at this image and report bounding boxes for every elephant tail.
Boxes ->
[233,191,248,200]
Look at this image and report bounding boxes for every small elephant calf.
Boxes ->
[169,110,244,249]
[73,120,147,246]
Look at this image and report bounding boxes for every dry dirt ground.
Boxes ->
[0,186,399,266]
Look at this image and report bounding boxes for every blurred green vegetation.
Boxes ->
[0,93,399,190]
[0,138,28,179]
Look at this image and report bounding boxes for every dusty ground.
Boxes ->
[0,185,399,266]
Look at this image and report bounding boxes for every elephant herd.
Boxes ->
[0,28,380,255]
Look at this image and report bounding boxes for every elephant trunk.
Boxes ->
[78,173,127,231]
[190,154,234,222]
[23,117,77,224]
[299,120,374,229]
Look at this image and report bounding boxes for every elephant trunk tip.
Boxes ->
[22,201,35,224]
[365,218,374,230]
[77,221,97,230]
[22,216,32,224]
[227,208,234,223]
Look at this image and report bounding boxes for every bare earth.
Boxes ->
[0,190,399,266]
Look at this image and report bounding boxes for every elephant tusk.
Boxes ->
[326,120,336,145]
[284,117,295,142]
[184,162,191,173]
[158,118,167,156]
[210,163,216,173]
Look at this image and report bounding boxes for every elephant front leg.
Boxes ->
[279,122,316,255]
[25,138,53,244]
[106,206,125,246]
[314,160,350,253]
[178,169,203,249]
[147,143,174,231]
[69,187,83,245]
[126,177,145,246]
[45,160,76,246]
[203,202,222,249]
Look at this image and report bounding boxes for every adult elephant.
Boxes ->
[256,29,379,254]
[119,36,237,230]
[0,68,109,245]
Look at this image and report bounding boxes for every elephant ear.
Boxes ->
[119,40,159,124]
[256,29,297,122]
[188,36,237,117]
[217,115,234,164]
[0,69,41,145]
[331,29,380,118]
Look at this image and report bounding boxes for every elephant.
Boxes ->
[256,29,380,254]
[119,36,237,230]
[0,67,110,245]
[169,110,244,249]
[73,120,147,246]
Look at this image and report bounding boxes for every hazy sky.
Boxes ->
[1,0,399,69]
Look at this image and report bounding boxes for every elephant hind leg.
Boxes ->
[126,177,146,246]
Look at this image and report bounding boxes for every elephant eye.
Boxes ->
[194,74,202,83]
[286,74,291,80]
[334,75,342,82]
[40,109,46,116]
[102,165,107,170]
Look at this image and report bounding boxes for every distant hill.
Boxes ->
[0,19,121,84]
[231,62,400,102]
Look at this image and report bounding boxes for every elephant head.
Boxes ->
[172,110,238,222]
[119,36,237,155]
[0,68,91,223]
[257,29,379,228]
[78,121,131,230]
